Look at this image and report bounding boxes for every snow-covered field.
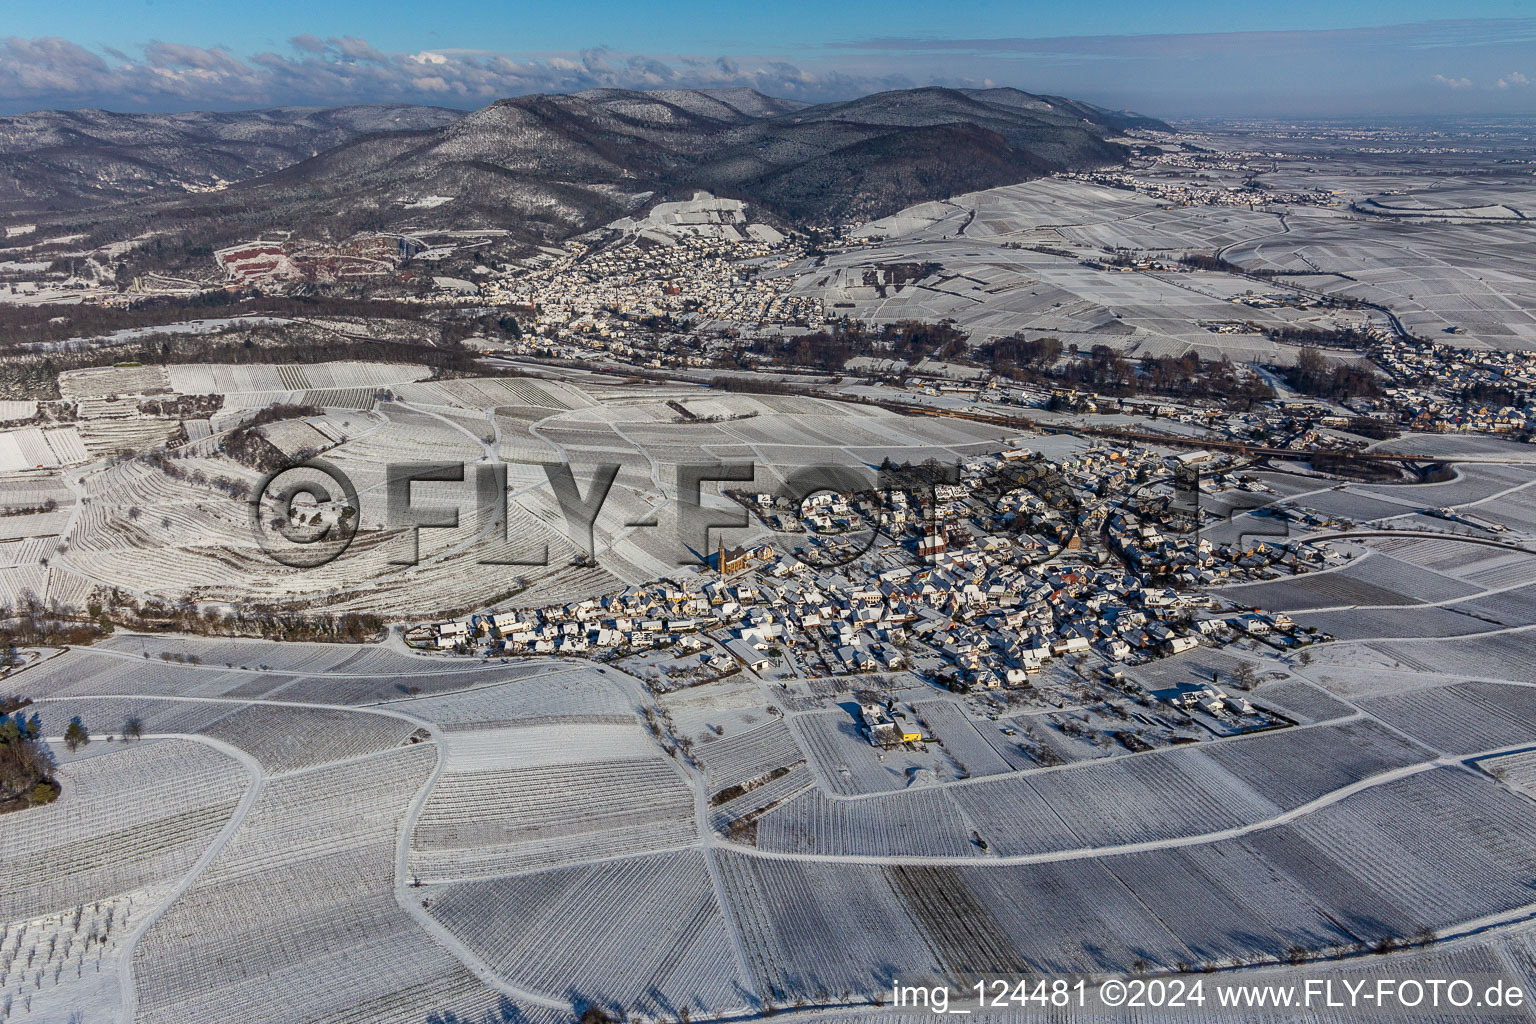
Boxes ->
[1,347,1535,1019]
[0,370,1027,616]
[835,175,1536,355]
[4,616,1536,1021]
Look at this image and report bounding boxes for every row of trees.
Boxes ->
[1178,253,1280,276]
[975,336,1277,409]
[0,589,383,647]
[60,714,142,749]
[0,599,113,648]
[108,594,385,644]
[0,295,497,398]
[140,449,250,500]
[752,320,968,372]
[0,289,449,350]
[726,327,1285,412]
[1264,325,1374,348]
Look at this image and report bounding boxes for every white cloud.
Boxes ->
[329,36,388,64]
[3,21,1536,116]
[0,34,913,111]
[144,41,247,75]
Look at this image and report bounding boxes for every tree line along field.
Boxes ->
[9,629,1536,1021]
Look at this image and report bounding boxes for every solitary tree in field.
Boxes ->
[121,716,144,742]
[63,717,89,752]
[1230,662,1257,690]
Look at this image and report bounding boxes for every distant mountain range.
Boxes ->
[0,87,1168,265]
[0,105,462,215]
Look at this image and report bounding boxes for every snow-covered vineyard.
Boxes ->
[5,353,1536,1019]
[0,362,1034,617]
[7,625,1536,1023]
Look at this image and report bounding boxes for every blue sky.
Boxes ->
[3,1,1536,117]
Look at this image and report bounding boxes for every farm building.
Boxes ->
[725,639,770,671]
